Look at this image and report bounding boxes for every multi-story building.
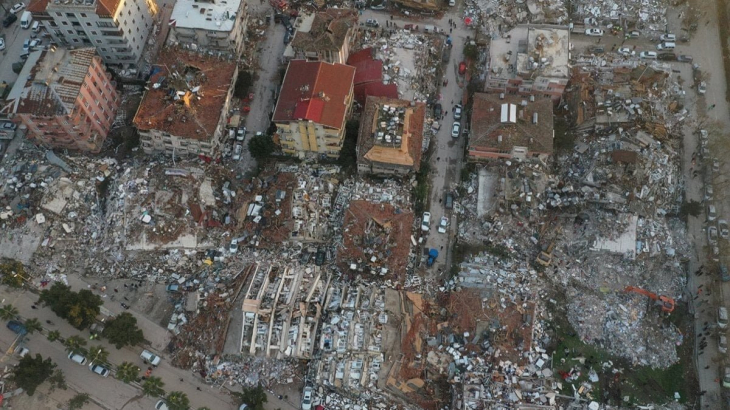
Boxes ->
[486,25,570,104]
[133,48,238,158]
[31,0,158,68]
[167,0,249,56]
[357,96,425,176]
[1,48,120,153]
[284,9,357,64]
[273,60,355,158]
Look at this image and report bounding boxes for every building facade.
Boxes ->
[133,49,238,158]
[168,0,249,56]
[34,0,158,68]
[273,60,355,158]
[2,48,119,153]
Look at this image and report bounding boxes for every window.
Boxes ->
[91,31,97,35]
[80,13,87,17]
[62,21,68,25]
[65,12,74,17]
[67,29,73,34]
[72,39,79,43]
[128,29,131,34]
[55,12,62,16]
[86,22,91,26]
[96,40,102,44]
[101,48,107,51]
[128,10,131,15]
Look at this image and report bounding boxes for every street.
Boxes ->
[0,2,32,87]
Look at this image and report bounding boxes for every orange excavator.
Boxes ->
[624,286,675,313]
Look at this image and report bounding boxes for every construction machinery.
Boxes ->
[624,286,675,313]
[426,249,439,267]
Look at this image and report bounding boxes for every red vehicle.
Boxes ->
[458,61,466,75]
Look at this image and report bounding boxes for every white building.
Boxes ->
[31,0,158,68]
[168,0,249,56]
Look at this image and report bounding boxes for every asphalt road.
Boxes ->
[0,2,32,87]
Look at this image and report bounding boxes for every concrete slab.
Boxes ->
[477,168,497,218]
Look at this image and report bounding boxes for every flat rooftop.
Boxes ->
[133,48,237,141]
[170,0,242,32]
[489,25,570,80]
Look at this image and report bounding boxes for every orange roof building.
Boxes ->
[273,60,355,158]
[132,48,238,158]
[33,0,158,68]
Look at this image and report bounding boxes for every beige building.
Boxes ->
[357,97,425,176]
[168,0,249,56]
[133,48,237,158]
[1,48,120,153]
[273,60,355,158]
[284,9,358,64]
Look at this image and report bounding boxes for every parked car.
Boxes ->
[433,103,442,118]
[677,55,693,62]
[301,386,313,410]
[451,122,460,138]
[584,28,604,37]
[236,127,246,141]
[140,349,161,366]
[10,3,25,13]
[438,217,448,234]
[89,363,110,377]
[720,220,730,239]
[0,37,5,51]
[720,335,728,354]
[421,212,431,232]
[365,19,379,28]
[719,307,728,329]
[708,204,717,221]
[617,47,634,56]
[14,346,29,357]
[68,352,87,365]
[639,51,657,59]
[165,283,179,292]
[22,39,30,52]
[229,238,239,253]
[155,400,169,410]
[370,2,385,10]
[3,14,18,28]
[233,144,242,161]
[720,264,730,282]
[445,192,454,209]
[708,226,719,245]
[6,320,27,335]
[627,30,641,38]
[705,185,714,201]
[454,104,462,120]
[713,158,720,173]
[660,33,676,42]
[698,81,707,95]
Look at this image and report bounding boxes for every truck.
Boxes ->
[426,249,439,267]
[20,11,31,29]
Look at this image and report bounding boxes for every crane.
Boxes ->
[624,286,675,313]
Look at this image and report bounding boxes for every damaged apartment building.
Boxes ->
[167,0,250,56]
[356,96,425,176]
[133,48,238,158]
[283,9,358,64]
[486,25,570,104]
[1,47,120,153]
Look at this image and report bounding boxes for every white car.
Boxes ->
[229,239,239,253]
[89,363,110,377]
[233,144,242,161]
[0,38,5,51]
[421,212,431,232]
[617,47,634,56]
[10,3,25,13]
[708,226,719,245]
[451,122,461,138]
[237,127,246,141]
[140,349,161,366]
[438,217,448,234]
[660,33,676,42]
[155,400,169,410]
[68,353,87,365]
[719,220,729,239]
[454,104,462,120]
[705,185,714,201]
[639,51,657,59]
[698,81,707,95]
[584,28,604,37]
[14,346,29,357]
[302,386,314,410]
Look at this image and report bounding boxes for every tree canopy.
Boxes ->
[102,312,144,349]
[248,133,276,159]
[11,354,56,395]
[0,260,27,288]
[39,283,102,329]
[116,362,140,384]
[166,391,191,410]
[232,384,267,410]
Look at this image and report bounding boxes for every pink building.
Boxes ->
[1,47,119,153]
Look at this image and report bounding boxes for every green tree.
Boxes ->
[463,43,478,60]
[232,384,267,410]
[48,369,67,392]
[88,345,109,365]
[0,260,27,288]
[102,312,144,349]
[248,133,276,159]
[39,283,102,329]
[0,304,18,320]
[64,335,88,356]
[24,318,42,334]
[165,391,190,410]
[47,330,61,342]
[142,376,165,398]
[10,354,56,395]
[68,393,90,410]
[116,361,140,384]
[234,71,254,98]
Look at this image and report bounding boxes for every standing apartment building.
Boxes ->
[167,0,249,56]
[29,0,158,68]
[1,48,120,153]
[273,60,355,158]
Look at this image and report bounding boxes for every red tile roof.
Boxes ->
[352,59,383,85]
[354,82,398,105]
[293,98,324,123]
[27,0,49,13]
[273,60,355,130]
[347,47,375,65]
[96,0,121,15]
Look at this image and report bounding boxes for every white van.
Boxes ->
[20,11,32,29]
[140,349,161,366]
[719,307,728,329]
[656,42,675,50]
[31,21,40,32]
